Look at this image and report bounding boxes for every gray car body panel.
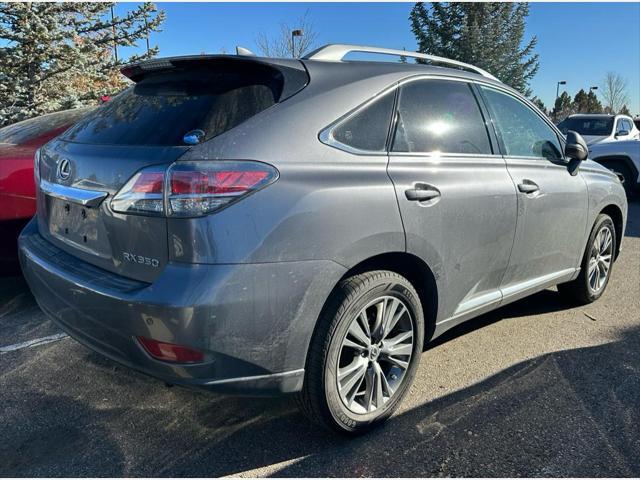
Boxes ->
[19,54,628,394]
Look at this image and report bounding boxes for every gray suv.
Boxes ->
[19,45,628,434]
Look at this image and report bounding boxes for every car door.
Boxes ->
[387,78,518,326]
[478,85,588,303]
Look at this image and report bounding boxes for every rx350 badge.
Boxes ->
[123,252,160,268]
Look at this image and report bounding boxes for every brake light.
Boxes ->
[137,337,204,363]
[111,161,278,217]
[111,167,165,215]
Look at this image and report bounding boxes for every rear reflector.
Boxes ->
[111,161,278,217]
[137,336,204,363]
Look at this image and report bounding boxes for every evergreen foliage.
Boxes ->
[410,2,539,96]
[0,2,165,126]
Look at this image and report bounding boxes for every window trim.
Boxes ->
[319,84,398,156]
[320,73,562,158]
[476,84,566,162]
[389,78,496,156]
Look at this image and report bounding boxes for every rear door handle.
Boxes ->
[517,180,539,194]
[405,186,441,202]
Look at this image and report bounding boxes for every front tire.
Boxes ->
[558,213,616,304]
[297,270,424,434]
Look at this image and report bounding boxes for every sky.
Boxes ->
[118,2,640,115]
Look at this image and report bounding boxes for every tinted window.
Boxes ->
[481,86,562,160]
[557,116,614,136]
[331,91,394,152]
[0,108,90,145]
[62,67,286,146]
[391,80,491,155]
[619,119,632,133]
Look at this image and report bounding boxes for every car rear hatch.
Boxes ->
[35,55,308,282]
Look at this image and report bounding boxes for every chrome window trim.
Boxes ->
[321,74,507,157]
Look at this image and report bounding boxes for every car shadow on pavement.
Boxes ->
[178,324,640,477]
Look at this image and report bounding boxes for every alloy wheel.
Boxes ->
[336,295,414,414]
[588,226,613,293]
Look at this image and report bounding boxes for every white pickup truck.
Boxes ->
[588,139,640,197]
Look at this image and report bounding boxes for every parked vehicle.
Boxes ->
[557,113,640,145]
[634,117,640,131]
[0,108,91,272]
[588,139,640,197]
[19,45,627,434]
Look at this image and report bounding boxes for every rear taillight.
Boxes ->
[111,161,278,217]
[137,337,204,363]
[111,167,165,215]
[168,161,277,217]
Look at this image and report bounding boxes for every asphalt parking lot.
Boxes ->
[1,200,639,477]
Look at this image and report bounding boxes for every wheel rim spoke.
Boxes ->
[589,226,613,293]
[336,295,414,414]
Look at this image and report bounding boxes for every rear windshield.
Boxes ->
[557,117,614,136]
[61,62,303,146]
[0,108,90,145]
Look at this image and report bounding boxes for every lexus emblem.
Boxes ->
[57,159,71,181]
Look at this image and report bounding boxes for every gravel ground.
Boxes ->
[0,200,638,477]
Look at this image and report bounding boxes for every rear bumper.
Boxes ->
[19,218,345,395]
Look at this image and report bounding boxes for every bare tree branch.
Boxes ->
[601,72,629,114]
[255,10,318,58]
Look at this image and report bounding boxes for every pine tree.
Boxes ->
[410,2,539,96]
[552,91,572,122]
[530,96,547,115]
[572,89,589,114]
[0,2,165,127]
[586,90,603,114]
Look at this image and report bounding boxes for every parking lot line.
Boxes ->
[0,333,68,354]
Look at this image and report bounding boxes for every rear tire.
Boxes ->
[558,214,616,304]
[297,270,424,435]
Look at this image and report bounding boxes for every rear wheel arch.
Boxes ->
[318,252,439,345]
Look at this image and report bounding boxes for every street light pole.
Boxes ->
[554,80,567,121]
[291,29,303,58]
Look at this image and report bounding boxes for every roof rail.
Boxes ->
[303,44,499,82]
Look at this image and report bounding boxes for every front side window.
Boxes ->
[330,90,395,152]
[392,79,492,155]
[481,86,563,161]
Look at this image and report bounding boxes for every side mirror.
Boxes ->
[564,130,588,161]
[564,130,588,176]
[616,130,629,137]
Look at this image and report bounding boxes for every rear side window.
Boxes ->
[62,62,302,147]
[392,79,492,155]
[481,86,562,161]
[330,90,395,152]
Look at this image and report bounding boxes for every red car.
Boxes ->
[0,108,91,272]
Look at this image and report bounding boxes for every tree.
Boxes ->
[620,105,631,116]
[572,89,589,114]
[601,71,629,114]
[399,47,408,64]
[552,91,572,122]
[0,2,165,127]
[256,11,318,58]
[410,2,539,96]
[530,96,547,115]
[586,90,603,114]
